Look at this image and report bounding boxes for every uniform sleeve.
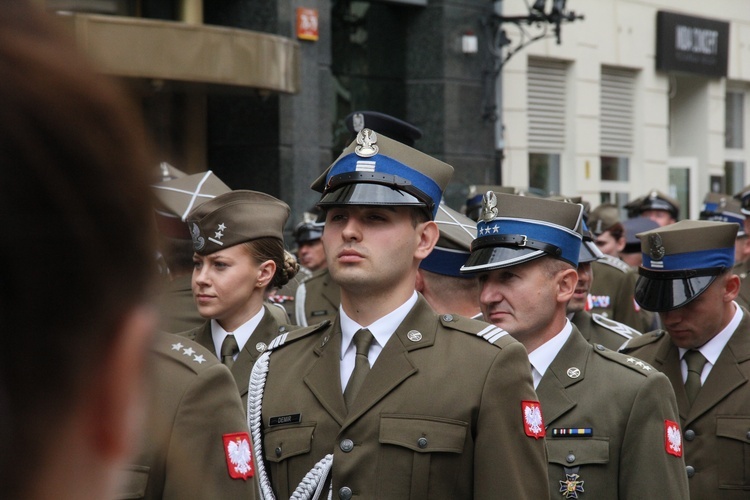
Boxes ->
[163,363,258,499]
[619,372,689,499]
[474,340,550,499]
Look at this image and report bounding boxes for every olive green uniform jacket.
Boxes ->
[589,256,656,332]
[570,310,642,351]
[179,305,291,409]
[118,332,256,499]
[620,309,750,499]
[254,296,549,499]
[540,326,688,499]
[295,268,341,326]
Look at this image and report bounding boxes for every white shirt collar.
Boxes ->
[678,301,742,367]
[210,306,266,359]
[340,291,419,361]
[527,319,573,389]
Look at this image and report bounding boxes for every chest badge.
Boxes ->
[559,470,585,498]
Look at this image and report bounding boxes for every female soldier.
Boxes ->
[180,190,299,408]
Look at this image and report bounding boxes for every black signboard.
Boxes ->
[656,11,729,77]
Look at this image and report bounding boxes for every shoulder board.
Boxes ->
[598,254,631,273]
[590,343,658,376]
[618,330,665,352]
[439,314,512,347]
[153,332,218,374]
[267,320,331,351]
[591,313,642,340]
[174,326,199,342]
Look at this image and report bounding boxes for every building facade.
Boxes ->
[52,0,750,226]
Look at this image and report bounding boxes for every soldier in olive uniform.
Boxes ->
[461,192,688,499]
[179,191,310,409]
[587,203,656,332]
[569,221,642,350]
[620,220,750,498]
[152,169,231,333]
[119,333,257,499]
[416,201,481,318]
[248,129,549,499]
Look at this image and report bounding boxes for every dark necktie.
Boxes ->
[343,329,374,409]
[221,334,239,369]
[684,350,707,406]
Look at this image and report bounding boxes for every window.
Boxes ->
[726,91,744,149]
[529,153,561,195]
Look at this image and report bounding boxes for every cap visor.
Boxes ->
[578,241,603,263]
[461,246,545,273]
[634,274,718,312]
[317,183,425,208]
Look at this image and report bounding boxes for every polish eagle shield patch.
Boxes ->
[665,420,682,457]
[522,401,545,439]
[223,432,254,479]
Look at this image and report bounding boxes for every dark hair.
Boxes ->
[607,222,625,241]
[0,2,157,495]
[244,238,300,288]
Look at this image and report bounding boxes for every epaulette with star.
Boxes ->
[591,343,659,376]
[592,313,642,340]
[266,320,331,351]
[597,254,632,273]
[618,330,666,353]
[154,332,217,374]
[438,313,513,348]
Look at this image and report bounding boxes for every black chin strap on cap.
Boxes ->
[471,234,563,259]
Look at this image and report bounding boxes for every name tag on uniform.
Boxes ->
[311,310,329,317]
[269,414,301,427]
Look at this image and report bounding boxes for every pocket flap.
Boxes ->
[116,465,149,499]
[264,423,316,463]
[379,414,467,453]
[547,437,610,466]
[716,417,750,444]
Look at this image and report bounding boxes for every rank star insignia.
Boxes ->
[559,473,585,498]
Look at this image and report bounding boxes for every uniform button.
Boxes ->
[279,325,287,333]
[746,431,750,441]
[442,314,454,322]
[595,344,605,351]
[417,437,428,449]
[275,446,282,458]
[686,465,695,478]
[340,439,354,452]
[338,486,352,500]
[684,429,695,441]
[566,454,576,464]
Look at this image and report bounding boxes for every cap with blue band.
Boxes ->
[311,129,453,220]
[420,203,476,278]
[634,219,738,312]
[700,192,746,237]
[461,192,584,273]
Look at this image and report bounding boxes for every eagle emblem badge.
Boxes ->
[480,191,498,222]
[665,420,682,457]
[191,223,205,251]
[223,432,254,479]
[522,401,545,439]
[355,128,379,157]
[649,233,665,261]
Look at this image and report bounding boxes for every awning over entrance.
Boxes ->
[56,12,300,94]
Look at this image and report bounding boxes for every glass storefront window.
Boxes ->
[529,153,561,196]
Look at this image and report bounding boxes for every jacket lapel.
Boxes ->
[304,318,348,426]
[536,327,590,426]
[192,321,215,355]
[650,338,690,419]
[231,306,281,398]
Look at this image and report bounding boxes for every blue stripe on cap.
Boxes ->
[702,202,719,213]
[420,247,471,278]
[476,218,582,266]
[328,152,442,217]
[642,246,734,271]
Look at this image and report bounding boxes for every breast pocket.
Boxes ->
[716,416,750,490]
[115,465,149,499]
[547,438,610,467]
[263,423,317,498]
[377,414,467,499]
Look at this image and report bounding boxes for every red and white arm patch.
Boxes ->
[522,401,546,439]
[664,420,682,457]
[223,432,254,480]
